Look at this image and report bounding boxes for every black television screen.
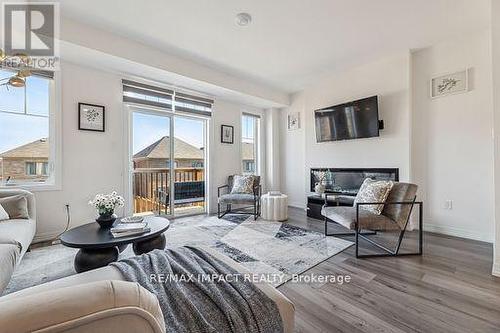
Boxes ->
[315,96,379,142]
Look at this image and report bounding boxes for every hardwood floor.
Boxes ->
[278,207,500,333]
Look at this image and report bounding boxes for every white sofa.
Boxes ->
[0,189,37,293]
[0,246,295,333]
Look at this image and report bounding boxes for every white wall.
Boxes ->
[281,53,411,208]
[412,30,495,243]
[60,18,289,108]
[34,62,125,241]
[491,0,500,276]
[33,62,266,241]
[208,100,265,214]
[280,94,306,208]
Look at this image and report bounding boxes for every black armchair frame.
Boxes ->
[217,184,262,220]
[324,195,423,258]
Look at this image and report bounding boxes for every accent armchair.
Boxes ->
[217,175,262,220]
[322,182,423,258]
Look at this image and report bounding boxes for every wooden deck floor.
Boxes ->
[277,207,500,333]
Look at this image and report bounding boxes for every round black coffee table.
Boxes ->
[60,216,170,273]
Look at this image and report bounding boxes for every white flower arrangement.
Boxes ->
[89,191,125,215]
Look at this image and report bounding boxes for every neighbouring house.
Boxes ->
[0,138,49,183]
[242,142,256,174]
[133,136,204,169]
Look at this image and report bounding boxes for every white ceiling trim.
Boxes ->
[59,18,290,108]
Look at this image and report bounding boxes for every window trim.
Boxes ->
[0,71,62,192]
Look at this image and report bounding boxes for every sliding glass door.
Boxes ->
[132,110,172,216]
[173,116,206,216]
[130,108,207,217]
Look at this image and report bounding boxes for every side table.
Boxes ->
[261,193,288,221]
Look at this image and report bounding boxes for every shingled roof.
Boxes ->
[134,136,255,160]
[133,136,204,160]
[0,138,49,159]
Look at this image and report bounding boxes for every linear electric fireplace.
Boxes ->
[310,168,399,195]
[307,168,399,220]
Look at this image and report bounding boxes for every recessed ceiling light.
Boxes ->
[236,13,252,26]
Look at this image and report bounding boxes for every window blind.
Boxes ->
[31,69,54,79]
[122,79,174,110]
[0,66,54,79]
[122,79,213,117]
[174,92,213,117]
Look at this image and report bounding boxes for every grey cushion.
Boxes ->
[0,195,29,219]
[354,178,394,215]
[228,175,260,193]
[218,193,256,204]
[231,175,255,194]
[321,206,401,231]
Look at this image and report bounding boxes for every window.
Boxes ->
[0,69,56,187]
[25,162,36,176]
[25,161,48,176]
[241,114,260,175]
[243,161,255,173]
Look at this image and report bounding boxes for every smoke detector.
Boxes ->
[236,13,252,26]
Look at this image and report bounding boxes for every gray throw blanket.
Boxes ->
[110,246,283,333]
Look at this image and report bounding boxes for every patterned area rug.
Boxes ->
[4,215,352,294]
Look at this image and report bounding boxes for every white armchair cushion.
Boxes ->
[0,195,29,219]
[0,205,9,222]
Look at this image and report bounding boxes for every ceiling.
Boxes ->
[56,0,490,93]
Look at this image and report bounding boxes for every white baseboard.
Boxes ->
[423,223,493,243]
[493,262,500,277]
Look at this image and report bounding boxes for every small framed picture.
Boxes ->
[288,112,300,130]
[430,69,468,99]
[221,125,234,144]
[79,103,105,132]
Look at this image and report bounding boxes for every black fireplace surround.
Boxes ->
[307,168,399,220]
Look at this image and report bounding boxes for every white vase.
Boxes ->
[315,182,325,195]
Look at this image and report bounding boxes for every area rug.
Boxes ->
[4,215,352,294]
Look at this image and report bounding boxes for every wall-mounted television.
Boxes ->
[315,95,380,142]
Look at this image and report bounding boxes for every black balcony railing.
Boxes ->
[133,168,204,215]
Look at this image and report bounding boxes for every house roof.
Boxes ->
[133,136,256,161]
[133,136,204,160]
[0,138,49,159]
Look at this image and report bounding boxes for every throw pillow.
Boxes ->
[354,178,394,215]
[0,195,29,219]
[231,175,255,194]
[0,204,9,221]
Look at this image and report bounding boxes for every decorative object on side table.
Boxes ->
[312,169,328,195]
[287,112,300,130]
[430,69,468,98]
[89,191,125,228]
[221,124,234,144]
[79,102,105,132]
